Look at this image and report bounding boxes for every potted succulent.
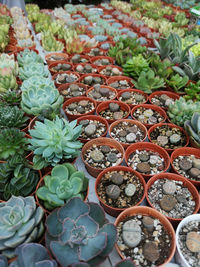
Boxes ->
[184,112,200,148]
[74,63,98,75]
[48,61,73,75]
[19,63,49,81]
[149,91,180,110]
[117,89,148,109]
[79,73,107,87]
[70,54,91,64]
[52,71,80,88]
[90,55,114,66]
[86,85,117,104]
[58,82,87,100]
[107,76,134,91]
[98,65,123,77]
[95,166,146,217]
[45,52,69,65]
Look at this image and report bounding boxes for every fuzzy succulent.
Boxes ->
[167,97,200,127]
[0,155,40,200]
[185,112,200,148]
[21,76,55,92]
[10,243,57,267]
[17,49,43,67]
[0,128,28,160]
[0,196,44,258]
[45,197,117,267]
[29,117,82,170]
[19,63,49,81]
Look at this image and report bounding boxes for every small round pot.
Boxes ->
[96,100,130,124]
[131,104,167,128]
[58,82,87,100]
[117,89,148,109]
[95,166,146,217]
[81,137,125,178]
[98,65,123,77]
[149,91,180,110]
[77,115,109,143]
[45,52,69,65]
[74,63,99,75]
[98,41,115,50]
[125,142,171,180]
[79,73,107,86]
[52,71,80,88]
[90,56,115,66]
[146,172,200,226]
[86,85,118,104]
[115,206,176,267]
[63,96,97,121]
[148,123,189,154]
[28,116,37,132]
[69,54,91,64]
[48,61,74,75]
[16,45,36,52]
[107,76,134,91]
[109,119,148,149]
[171,147,200,187]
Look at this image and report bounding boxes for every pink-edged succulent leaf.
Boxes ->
[76,214,99,238]
[88,202,106,228]
[98,223,117,257]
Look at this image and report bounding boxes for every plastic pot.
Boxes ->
[52,71,80,88]
[98,65,123,77]
[90,56,115,66]
[28,116,37,132]
[58,82,87,101]
[148,91,180,110]
[86,85,118,104]
[74,63,99,75]
[69,54,91,64]
[79,73,107,86]
[125,142,171,180]
[95,166,146,217]
[117,89,148,109]
[81,137,125,178]
[45,52,69,65]
[107,76,134,91]
[48,61,74,75]
[115,206,176,267]
[146,172,200,226]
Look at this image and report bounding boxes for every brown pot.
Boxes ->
[20,117,31,134]
[95,166,146,217]
[148,123,189,154]
[63,96,97,121]
[48,61,74,75]
[73,63,99,75]
[86,85,118,104]
[58,82,87,100]
[131,104,167,128]
[96,100,131,124]
[28,116,37,132]
[171,147,200,188]
[146,172,200,226]
[45,52,69,65]
[69,54,91,64]
[90,56,115,66]
[4,45,17,54]
[16,45,36,52]
[148,91,180,110]
[125,142,171,180]
[109,119,148,149]
[117,89,148,109]
[115,206,176,267]
[98,65,123,77]
[52,71,80,88]
[81,137,125,178]
[79,73,107,86]
[107,76,134,91]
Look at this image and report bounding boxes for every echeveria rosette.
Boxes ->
[29,117,83,170]
[19,63,49,81]
[184,112,200,148]
[45,197,117,267]
[17,49,43,67]
[21,76,55,92]
[0,196,44,258]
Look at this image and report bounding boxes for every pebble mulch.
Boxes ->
[65,100,95,115]
[93,58,112,66]
[150,94,175,109]
[100,66,122,76]
[75,64,97,74]
[119,91,146,106]
[51,63,72,72]
[132,107,164,125]
[109,80,132,90]
[82,75,105,86]
[55,73,79,84]
[78,119,107,140]
[70,54,90,63]
[88,85,116,102]
[99,102,128,121]
[60,83,86,98]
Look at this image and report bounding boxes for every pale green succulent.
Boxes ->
[19,63,49,81]
[17,49,43,67]
[0,54,18,76]
[185,112,200,148]
[21,76,55,92]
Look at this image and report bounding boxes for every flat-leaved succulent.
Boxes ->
[19,63,49,81]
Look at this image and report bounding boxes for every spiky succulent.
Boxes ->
[17,49,43,67]
[45,197,117,267]
[37,163,88,210]
[19,63,49,81]
[21,76,55,92]
[0,196,44,258]
[0,72,18,92]
[185,112,200,148]
[29,117,82,170]
[0,90,21,106]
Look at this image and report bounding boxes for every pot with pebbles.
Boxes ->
[96,100,130,124]
[149,91,180,110]
[95,166,146,217]
[45,52,69,65]
[63,96,96,121]
[98,65,123,77]
[109,119,148,149]
[79,73,107,87]
[117,89,148,109]
[53,71,80,88]
[107,76,134,91]
[81,137,125,178]
[125,142,170,180]
[175,214,200,267]
[115,206,176,267]
[84,47,107,57]
[90,56,114,66]
[74,63,98,75]
[70,54,91,64]
[131,104,167,128]
[86,84,117,104]
[58,82,87,100]
[77,115,109,143]
[171,147,200,187]
[146,172,200,226]
[48,61,73,75]
[148,123,189,153]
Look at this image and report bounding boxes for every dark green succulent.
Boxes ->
[0,90,21,106]
[184,81,200,101]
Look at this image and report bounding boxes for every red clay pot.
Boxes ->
[90,56,115,66]
[98,64,123,77]
[58,82,87,101]
[69,54,91,64]
[107,76,134,91]
[52,71,80,88]
[48,61,74,75]
[117,89,148,109]
[74,63,99,75]
[148,91,180,110]
[45,52,69,65]
[79,73,107,86]
[86,85,118,104]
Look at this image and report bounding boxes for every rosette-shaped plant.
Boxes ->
[17,49,43,67]
[45,197,117,267]
[19,63,49,81]
[0,68,18,92]
[0,196,44,258]
[0,90,21,106]
[21,85,63,119]
[37,163,88,210]
[21,76,55,92]
[185,112,200,148]
[0,54,18,75]
[42,32,64,52]
[0,255,8,266]
[29,117,82,170]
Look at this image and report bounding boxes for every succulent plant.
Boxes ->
[45,197,117,267]
[184,81,200,101]
[0,255,8,267]
[29,117,82,170]
[21,76,55,92]
[37,163,88,210]
[10,243,57,267]
[21,85,63,119]
[123,54,149,78]
[0,128,28,160]
[17,49,43,67]
[0,72,18,92]
[115,259,137,267]
[0,90,21,106]
[19,63,49,81]
[185,112,200,148]
[167,97,200,127]
[0,155,40,200]
[42,32,64,52]
[0,54,18,76]
[0,195,44,258]
[0,30,9,52]
[166,74,189,93]
[65,38,88,55]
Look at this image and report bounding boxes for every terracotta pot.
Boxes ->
[95,166,146,217]
[52,71,80,88]
[117,89,148,109]
[81,137,125,178]
[28,116,37,132]
[98,64,123,77]
[83,47,107,56]
[109,119,148,149]
[146,172,200,226]
[79,73,107,86]
[90,56,115,66]
[20,117,31,134]
[86,85,118,104]
[16,45,36,52]
[58,82,87,100]
[48,61,74,75]
[4,45,17,54]
[189,137,200,149]
[63,96,97,121]
[171,147,200,187]
[73,62,99,75]
[69,54,91,64]
[45,52,69,65]
[115,206,176,267]
[77,115,109,143]
[125,142,171,180]
[148,91,180,110]
[131,104,167,128]
[148,123,189,154]
[96,100,131,124]
[107,76,134,91]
